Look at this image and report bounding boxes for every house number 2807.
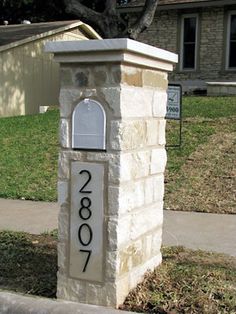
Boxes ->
[78,169,93,272]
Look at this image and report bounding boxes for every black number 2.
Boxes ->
[79,170,92,193]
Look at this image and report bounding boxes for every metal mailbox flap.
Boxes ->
[72,99,106,150]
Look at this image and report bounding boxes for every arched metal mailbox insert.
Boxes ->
[72,98,106,150]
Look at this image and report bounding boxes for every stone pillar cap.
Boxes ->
[45,38,178,72]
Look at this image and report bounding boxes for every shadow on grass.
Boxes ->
[0,231,57,298]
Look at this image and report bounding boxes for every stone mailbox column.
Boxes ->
[46,39,178,308]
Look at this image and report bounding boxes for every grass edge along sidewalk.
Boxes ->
[0,230,235,313]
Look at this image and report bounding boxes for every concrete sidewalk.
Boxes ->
[163,210,236,257]
[0,198,58,234]
[0,198,235,257]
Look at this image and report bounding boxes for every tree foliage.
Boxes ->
[0,0,72,24]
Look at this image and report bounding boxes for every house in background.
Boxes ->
[120,0,236,93]
[0,21,100,117]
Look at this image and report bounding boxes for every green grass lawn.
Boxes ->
[165,96,236,213]
[0,110,59,201]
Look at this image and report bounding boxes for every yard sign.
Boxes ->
[166,84,182,147]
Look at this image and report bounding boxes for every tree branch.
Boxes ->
[64,0,102,24]
[129,0,159,39]
[105,0,117,15]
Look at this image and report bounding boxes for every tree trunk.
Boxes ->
[64,0,159,39]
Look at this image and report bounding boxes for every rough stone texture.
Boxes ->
[56,53,171,307]
[138,5,236,92]
[60,118,70,148]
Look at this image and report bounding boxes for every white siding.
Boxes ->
[0,29,88,117]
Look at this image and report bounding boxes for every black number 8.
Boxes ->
[79,197,92,220]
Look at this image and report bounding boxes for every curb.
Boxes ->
[0,291,136,314]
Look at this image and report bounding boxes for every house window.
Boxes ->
[227,12,236,69]
[181,15,198,70]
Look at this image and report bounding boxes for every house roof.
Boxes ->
[0,20,101,51]
[127,0,212,5]
[119,0,236,11]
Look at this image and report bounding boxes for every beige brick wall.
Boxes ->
[138,5,236,90]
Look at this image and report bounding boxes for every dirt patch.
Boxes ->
[165,128,236,214]
[120,246,236,314]
[0,231,57,298]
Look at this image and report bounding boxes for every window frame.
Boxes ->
[226,10,236,70]
[180,14,199,71]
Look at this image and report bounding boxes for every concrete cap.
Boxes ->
[45,38,178,72]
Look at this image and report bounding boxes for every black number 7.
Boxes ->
[80,249,91,272]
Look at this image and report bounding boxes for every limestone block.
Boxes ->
[101,87,121,117]
[116,276,130,307]
[146,119,159,146]
[104,283,120,307]
[120,86,153,118]
[107,218,118,251]
[110,120,146,151]
[86,283,106,306]
[142,69,168,89]
[87,152,121,184]
[117,239,145,275]
[158,119,166,146]
[151,228,163,256]
[57,274,87,303]
[58,205,69,241]
[131,204,163,240]
[58,152,70,180]
[73,68,91,88]
[121,181,145,211]
[94,67,108,87]
[107,216,132,250]
[60,118,70,148]
[153,91,167,118]
[129,254,162,289]
[60,68,73,87]
[106,251,119,280]
[108,156,121,184]
[108,186,120,215]
[57,181,69,207]
[120,151,150,182]
[144,233,153,259]
[118,247,133,275]
[86,282,118,307]
[59,89,82,118]
[67,150,83,161]
[121,65,142,87]
[144,177,154,205]
[150,148,167,174]
[57,241,67,272]
[153,175,165,202]
[86,152,112,161]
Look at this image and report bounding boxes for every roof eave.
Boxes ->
[118,0,236,13]
[0,21,101,53]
